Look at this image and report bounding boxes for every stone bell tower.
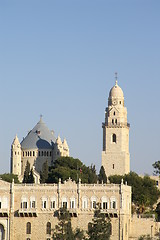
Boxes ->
[102,76,130,177]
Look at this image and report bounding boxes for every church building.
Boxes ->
[10,117,69,180]
[102,80,130,177]
[0,78,156,240]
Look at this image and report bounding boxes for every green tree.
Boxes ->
[52,208,74,240]
[23,161,30,183]
[28,168,35,183]
[40,160,48,183]
[98,166,107,183]
[87,207,111,240]
[88,164,98,184]
[74,228,85,240]
[109,172,160,210]
[47,157,98,184]
[0,173,19,183]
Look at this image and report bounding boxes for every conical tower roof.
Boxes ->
[21,117,56,149]
[12,135,20,145]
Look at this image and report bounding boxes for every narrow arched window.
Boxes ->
[113,111,115,116]
[46,222,51,234]
[26,222,31,234]
[112,134,116,143]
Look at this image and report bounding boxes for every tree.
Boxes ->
[88,164,98,184]
[47,157,98,184]
[98,166,107,184]
[28,168,35,184]
[87,207,111,240]
[53,207,85,240]
[23,161,30,183]
[52,208,75,240]
[40,160,48,183]
[109,172,160,210]
[74,228,85,240]
[0,173,19,183]
[152,161,160,175]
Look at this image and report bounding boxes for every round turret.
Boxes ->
[109,81,124,99]
[108,81,124,106]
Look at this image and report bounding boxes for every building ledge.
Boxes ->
[18,208,38,217]
[0,209,9,217]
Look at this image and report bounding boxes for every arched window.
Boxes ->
[102,197,108,210]
[62,197,68,209]
[110,197,117,209]
[46,222,51,235]
[91,196,97,209]
[26,222,31,234]
[113,111,116,116]
[82,197,88,209]
[112,134,116,143]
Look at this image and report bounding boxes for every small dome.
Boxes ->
[109,81,124,99]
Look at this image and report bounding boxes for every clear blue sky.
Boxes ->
[0,0,160,175]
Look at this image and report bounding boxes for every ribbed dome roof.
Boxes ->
[21,118,56,149]
[109,81,124,98]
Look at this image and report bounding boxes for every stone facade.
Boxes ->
[102,80,130,177]
[10,118,69,180]
[0,178,131,240]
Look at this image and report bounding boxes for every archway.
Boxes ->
[0,224,5,240]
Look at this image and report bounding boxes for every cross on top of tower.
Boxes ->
[115,72,118,85]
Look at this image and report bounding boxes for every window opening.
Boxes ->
[62,202,67,209]
[112,134,116,143]
[51,201,55,209]
[46,222,51,235]
[103,202,108,209]
[26,222,31,234]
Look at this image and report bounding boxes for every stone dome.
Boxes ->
[109,81,124,99]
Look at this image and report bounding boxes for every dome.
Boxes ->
[21,117,56,149]
[109,81,124,99]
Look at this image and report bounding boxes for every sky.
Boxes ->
[0,0,160,175]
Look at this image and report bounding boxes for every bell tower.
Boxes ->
[102,76,130,177]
